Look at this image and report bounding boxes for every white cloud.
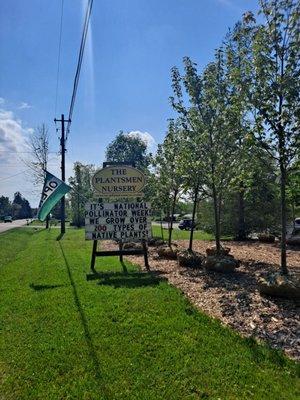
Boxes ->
[0,109,31,162]
[18,102,32,110]
[0,98,5,105]
[127,130,156,152]
[0,108,35,203]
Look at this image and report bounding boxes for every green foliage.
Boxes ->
[0,195,12,217]
[105,131,151,170]
[11,192,32,218]
[68,162,95,227]
[154,120,185,245]
[171,54,237,251]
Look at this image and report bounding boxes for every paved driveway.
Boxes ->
[0,219,28,234]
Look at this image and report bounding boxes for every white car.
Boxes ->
[294,218,300,230]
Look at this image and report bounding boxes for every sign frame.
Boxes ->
[91,162,146,197]
[87,162,150,279]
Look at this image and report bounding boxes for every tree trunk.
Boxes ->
[168,190,177,247]
[189,184,199,252]
[160,211,164,240]
[212,184,221,253]
[237,184,246,240]
[280,164,288,275]
[291,202,295,231]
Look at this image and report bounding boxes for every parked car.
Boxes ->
[4,216,12,223]
[294,218,300,230]
[178,218,196,230]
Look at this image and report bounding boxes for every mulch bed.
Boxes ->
[103,240,300,360]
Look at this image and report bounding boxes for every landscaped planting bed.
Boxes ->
[119,240,300,360]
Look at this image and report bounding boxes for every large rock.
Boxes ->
[157,246,178,260]
[206,246,231,257]
[258,233,275,243]
[148,237,165,247]
[258,273,300,299]
[177,250,204,269]
[204,255,239,273]
[123,242,143,250]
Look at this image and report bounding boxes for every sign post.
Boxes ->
[86,162,151,278]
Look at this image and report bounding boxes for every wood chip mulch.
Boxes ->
[103,240,300,360]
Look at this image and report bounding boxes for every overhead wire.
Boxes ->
[0,157,59,182]
[54,0,65,117]
[66,0,93,140]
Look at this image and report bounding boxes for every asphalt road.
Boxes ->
[0,219,28,233]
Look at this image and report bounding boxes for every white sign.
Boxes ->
[91,166,146,197]
[85,201,152,241]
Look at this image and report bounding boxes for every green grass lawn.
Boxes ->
[0,228,299,399]
[151,224,232,241]
[29,219,70,227]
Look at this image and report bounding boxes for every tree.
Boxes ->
[154,120,184,246]
[224,20,258,240]
[12,192,32,219]
[69,162,94,227]
[237,0,300,274]
[171,55,236,253]
[25,124,49,184]
[0,196,12,217]
[105,131,151,170]
[25,124,51,227]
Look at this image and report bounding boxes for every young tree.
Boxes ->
[224,20,258,240]
[25,124,51,227]
[154,120,183,247]
[171,55,236,254]
[69,162,94,227]
[238,1,300,274]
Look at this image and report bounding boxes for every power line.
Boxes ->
[0,157,59,182]
[54,0,65,117]
[0,150,58,154]
[66,0,93,139]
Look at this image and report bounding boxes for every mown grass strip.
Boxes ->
[151,225,232,241]
[0,229,299,399]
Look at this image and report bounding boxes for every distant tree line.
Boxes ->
[0,192,32,219]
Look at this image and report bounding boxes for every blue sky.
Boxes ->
[0,0,259,206]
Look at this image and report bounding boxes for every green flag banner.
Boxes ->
[37,171,71,221]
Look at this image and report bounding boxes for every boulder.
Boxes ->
[206,246,231,257]
[258,233,275,243]
[157,246,178,260]
[204,255,240,273]
[148,237,165,247]
[123,242,142,250]
[258,272,300,299]
[177,250,204,269]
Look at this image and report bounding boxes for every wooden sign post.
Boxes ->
[85,162,151,278]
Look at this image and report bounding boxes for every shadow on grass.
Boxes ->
[244,336,288,368]
[59,242,109,395]
[56,232,65,241]
[29,283,66,291]
[95,271,164,289]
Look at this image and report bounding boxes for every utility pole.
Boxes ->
[54,114,71,235]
